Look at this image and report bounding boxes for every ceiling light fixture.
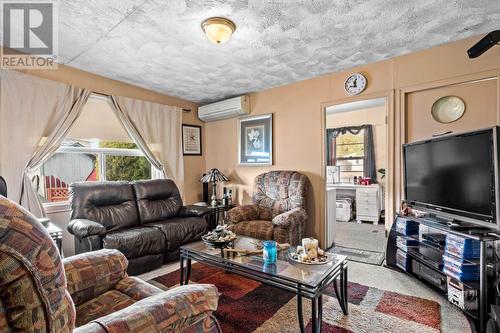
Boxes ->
[201,17,236,44]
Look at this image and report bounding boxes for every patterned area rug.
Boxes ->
[327,246,385,266]
[150,263,441,333]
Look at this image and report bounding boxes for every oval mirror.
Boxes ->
[431,96,466,124]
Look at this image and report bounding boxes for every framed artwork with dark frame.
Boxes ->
[182,124,202,156]
[238,114,273,165]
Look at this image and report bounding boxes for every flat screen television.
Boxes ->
[403,127,498,229]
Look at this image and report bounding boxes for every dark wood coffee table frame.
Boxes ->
[180,247,348,333]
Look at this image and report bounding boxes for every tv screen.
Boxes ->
[404,129,496,224]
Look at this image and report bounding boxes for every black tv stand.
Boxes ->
[419,214,480,230]
[386,214,498,332]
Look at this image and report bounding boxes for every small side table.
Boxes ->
[207,204,234,230]
[46,222,63,257]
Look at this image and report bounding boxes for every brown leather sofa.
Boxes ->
[227,170,308,246]
[0,196,220,332]
[68,179,209,275]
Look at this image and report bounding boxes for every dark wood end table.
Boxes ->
[206,204,234,229]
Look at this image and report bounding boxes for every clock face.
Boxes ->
[344,73,367,95]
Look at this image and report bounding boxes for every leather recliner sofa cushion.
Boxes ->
[103,227,166,258]
[133,179,182,224]
[145,217,207,251]
[70,181,139,232]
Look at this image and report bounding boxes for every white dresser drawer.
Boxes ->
[356,188,378,198]
[357,214,380,223]
[356,204,379,217]
[356,196,377,205]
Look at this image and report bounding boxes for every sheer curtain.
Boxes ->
[0,70,91,217]
[110,95,184,197]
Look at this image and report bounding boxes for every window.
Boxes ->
[33,139,154,204]
[334,129,365,183]
[32,94,156,205]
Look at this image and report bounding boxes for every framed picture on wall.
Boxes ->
[182,124,202,156]
[238,114,273,165]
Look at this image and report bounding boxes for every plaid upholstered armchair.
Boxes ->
[227,171,308,246]
[0,196,220,332]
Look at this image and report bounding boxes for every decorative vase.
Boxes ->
[263,240,277,264]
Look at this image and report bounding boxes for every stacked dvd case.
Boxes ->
[395,217,419,236]
[396,235,419,252]
[442,234,480,282]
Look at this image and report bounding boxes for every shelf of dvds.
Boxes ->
[386,214,498,332]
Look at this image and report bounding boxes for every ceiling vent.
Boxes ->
[198,95,250,122]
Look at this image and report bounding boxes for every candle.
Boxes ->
[302,238,319,259]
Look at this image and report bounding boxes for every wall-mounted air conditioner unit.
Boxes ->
[198,95,250,122]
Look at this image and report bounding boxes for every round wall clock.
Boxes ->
[431,96,466,124]
[344,73,367,95]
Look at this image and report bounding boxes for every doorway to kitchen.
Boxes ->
[324,97,389,265]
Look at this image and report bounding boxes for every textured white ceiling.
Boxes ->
[59,0,500,104]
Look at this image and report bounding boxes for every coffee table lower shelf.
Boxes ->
[180,248,348,333]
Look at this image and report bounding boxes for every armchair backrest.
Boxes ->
[69,181,140,232]
[253,171,308,219]
[64,249,128,306]
[0,197,75,332]
[133,179,182,224]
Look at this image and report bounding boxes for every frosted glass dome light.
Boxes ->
[201,17,236,44]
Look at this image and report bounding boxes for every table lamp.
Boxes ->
[200,168,230,207]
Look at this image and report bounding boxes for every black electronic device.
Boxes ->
[468,30,500,59]
[412,260,447,292]
[422,233,446,248]
[403,128,499,230]
[409,246,443,270]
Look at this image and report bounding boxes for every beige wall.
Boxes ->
[206,77,329,240]
[406,78,498,142]
[326,105,387,183]
[205,35,500,246]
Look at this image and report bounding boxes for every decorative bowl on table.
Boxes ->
[288,251,336,265]
[202,225,237,252]
[288,238,335,265]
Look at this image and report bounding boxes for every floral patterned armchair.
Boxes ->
[0,196,220,333]
[227,171,308,246]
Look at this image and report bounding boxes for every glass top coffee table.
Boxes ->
[180,236,348,333]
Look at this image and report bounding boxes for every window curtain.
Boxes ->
[110,96,185,197]
[326,129,337,166]
[0,70,91,217]
[326,125,377,182]
[363,125,377,182]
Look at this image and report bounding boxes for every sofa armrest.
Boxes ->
[178,205,210,217]
[226,204,259,224]
[63,249,128,306]
[67,218,106,238]
[272,208,307,228]
[80,284,220,333]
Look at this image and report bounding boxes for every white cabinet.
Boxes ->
[355,186,381,224]
[327,183,382,225]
